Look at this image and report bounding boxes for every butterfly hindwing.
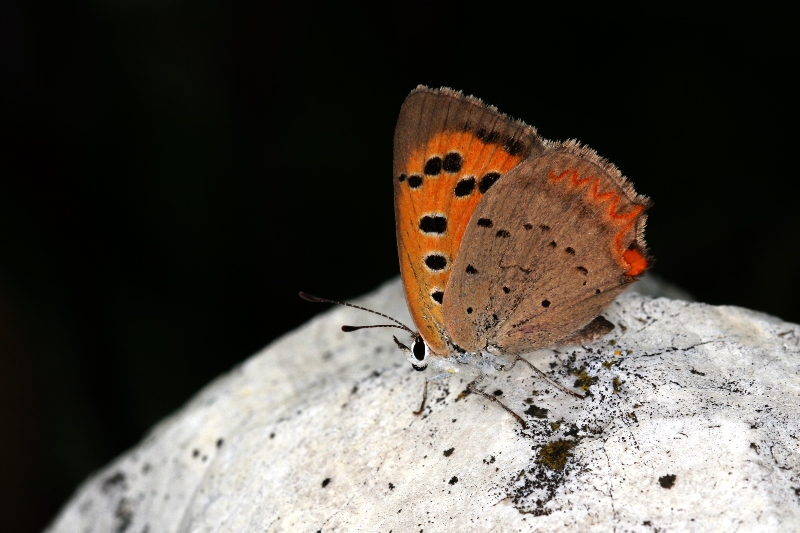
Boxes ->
[443,142,651,355]
[393,87,544,354]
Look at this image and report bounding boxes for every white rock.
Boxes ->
[47,276,800,533]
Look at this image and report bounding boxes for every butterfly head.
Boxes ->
[299,292,430,371]
[392,334,430,371]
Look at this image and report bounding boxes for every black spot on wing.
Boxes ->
[442,152,463,173]
[454,176,475,197]
[479,172,500,193]
[477,218,493,228]
[424,254,448,271]
[477,128,500,143]
[419,215,447,234]
[503,137,526,156]
[466,265,478,275]
[496,230,510,238]
[407,175,423,188]
[431,291,444,304]
[424,156,442,176]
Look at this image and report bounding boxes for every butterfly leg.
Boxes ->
[506,356,585,399]
[412,379,428,415]
[465,374,528,429]
[413,372,453,415]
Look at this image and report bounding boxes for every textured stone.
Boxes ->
[47,276,800,532]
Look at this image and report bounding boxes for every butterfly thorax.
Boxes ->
[400,331,507,379]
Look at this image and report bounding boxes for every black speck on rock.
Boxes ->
[102,472,127,494]
[659,474,676,488]
[524,405,548,419]
[114,498,133,533]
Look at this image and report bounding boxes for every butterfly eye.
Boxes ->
[412,339,426,361]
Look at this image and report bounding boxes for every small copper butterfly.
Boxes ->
[303,86,650,425]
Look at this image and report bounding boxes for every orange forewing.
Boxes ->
[395,131,524,353]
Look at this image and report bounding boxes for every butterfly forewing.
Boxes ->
[443,143,650,355]
[393,87,544,353]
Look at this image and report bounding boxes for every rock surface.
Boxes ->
[47,276,800,532]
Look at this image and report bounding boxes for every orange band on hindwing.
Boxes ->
[548,168,648,276]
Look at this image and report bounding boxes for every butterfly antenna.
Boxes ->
[341,324,410,333]
[299,292,415,334]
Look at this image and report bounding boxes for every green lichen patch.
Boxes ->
[572,369,598,392]
[537,439,577,472]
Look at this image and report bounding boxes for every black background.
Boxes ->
[1,3,796,531]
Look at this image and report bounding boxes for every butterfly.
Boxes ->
[303,86,650,424]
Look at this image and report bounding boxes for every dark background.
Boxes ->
[1,2,796,531]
